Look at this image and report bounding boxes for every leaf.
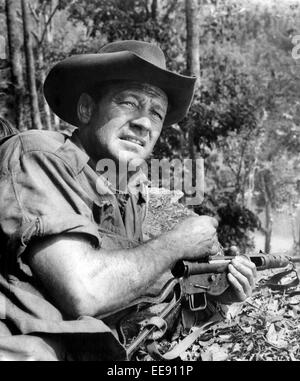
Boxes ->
[224,303,243,319]
[239,325,254,334]
[288,296,300,305]
[191,344,201,353]
[266,323,288,349]
[200,350,213,361]
[289,351,297,361]
[232,343,241,352]
[201,343,229,361]
[198,338,217,348]
[267,299,279,314]
[267,315,284,323]
[218,334,232,342]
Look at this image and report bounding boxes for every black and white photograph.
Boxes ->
[0,0,300,364]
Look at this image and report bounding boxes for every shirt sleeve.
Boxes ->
[0,148,101,274]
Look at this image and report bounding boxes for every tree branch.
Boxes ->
[38,2,60,46]
[28,2,39,23]
[227,160,238,177]
[31,30,39,43]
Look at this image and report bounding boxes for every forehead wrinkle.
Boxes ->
[109,82,168,107]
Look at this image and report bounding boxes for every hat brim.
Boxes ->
[43,51,196,127]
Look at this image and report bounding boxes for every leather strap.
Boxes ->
[140,316,168,341]
[125,291,182,359]
[263,267,299,291]
[146,312,224,360]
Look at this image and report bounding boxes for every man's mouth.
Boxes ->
[119,135,145,147]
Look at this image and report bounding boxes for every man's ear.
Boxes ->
[77,93,95,124]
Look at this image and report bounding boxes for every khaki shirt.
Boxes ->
[0,129,148,360]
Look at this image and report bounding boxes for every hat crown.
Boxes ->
[44,40,196,127]
[99,40,166,69]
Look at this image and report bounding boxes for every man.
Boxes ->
[0,40,256,360]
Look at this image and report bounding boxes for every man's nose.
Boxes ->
[129,116,152,136]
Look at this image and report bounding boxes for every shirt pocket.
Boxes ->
[92,198,115,228]
[92,200,134,250]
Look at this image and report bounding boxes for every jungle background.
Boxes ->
[1,0,300,256]
[1,0,300,361]
[0,0,300,361]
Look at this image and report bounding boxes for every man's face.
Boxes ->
[84,81,168,166]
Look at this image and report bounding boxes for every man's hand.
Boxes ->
[169,215,220,261]
[26,215,219,318]
[216,255,257,304]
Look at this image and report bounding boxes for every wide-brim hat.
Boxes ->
[44,40,196,127]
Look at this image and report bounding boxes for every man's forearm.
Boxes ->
[28,215,219,318]
[27,230,180,318]
[82,231,180,316]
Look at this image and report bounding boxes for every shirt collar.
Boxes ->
[69,128,149,202]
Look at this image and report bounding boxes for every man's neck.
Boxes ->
[71,130,144,194]
[71,129,99,170]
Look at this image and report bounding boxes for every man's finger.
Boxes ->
[227,273,247,301]
[230,261,256,289]
[228,263,252,295]
[232,256,257,279]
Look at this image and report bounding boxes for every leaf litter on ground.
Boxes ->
[140,188,300,361]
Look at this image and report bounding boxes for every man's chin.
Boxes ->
[117,149,147,165]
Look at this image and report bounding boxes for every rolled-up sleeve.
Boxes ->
[0,132,129,360]
[0,142,101,271]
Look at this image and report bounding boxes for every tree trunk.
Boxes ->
[36,4,52,131]
[5,0,25,131]
[245,110,268,210]
[264,199,273,254]
[151,0,157,19]
[259,170,273,254]
[185,0,200,192]
[37,50,52,130]
[185,0,200,82]
[45,2,58,130]
[292,205,300,255]
[21,0,43,130]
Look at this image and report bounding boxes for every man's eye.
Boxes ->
[151,110,163,121]
[121,101,137,108]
